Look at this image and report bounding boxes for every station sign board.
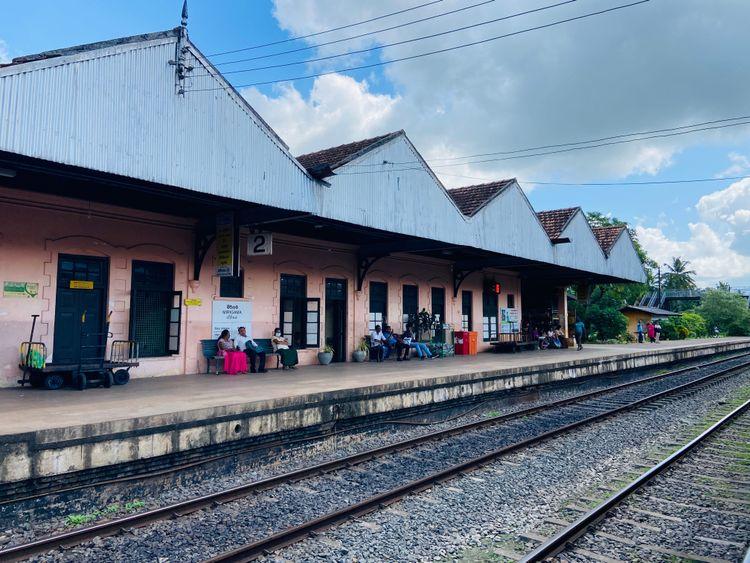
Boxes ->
[216,212,234,277]
[211,299,252,340]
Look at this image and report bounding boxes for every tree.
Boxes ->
[717,281,731,291]
[660,312,708,340]
[697,289,750,336]
[663,257,697,290]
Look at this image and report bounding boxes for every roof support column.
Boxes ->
[356,253,388,292]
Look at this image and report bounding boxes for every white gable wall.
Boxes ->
[0,35,320,212]
[606,231,647,282]
[471,183,554,263]
[553,211,609,275]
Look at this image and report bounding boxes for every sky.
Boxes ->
[2,0,750,287]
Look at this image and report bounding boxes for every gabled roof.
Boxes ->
[536,207,579,239]
[620,305,681,317]
[296,131,403,178]
[1,29,181,67]
[592,225,626,253]
[447,180,515,217]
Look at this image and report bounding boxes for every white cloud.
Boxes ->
[0,39,10,64]
[260,0,750,186]
[242,74,400,155]
[636,222,750,285]
[697,177,750,226]
[716,152,750,177]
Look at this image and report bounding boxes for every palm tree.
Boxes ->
[717,281,731,292]
[663,257,697,290]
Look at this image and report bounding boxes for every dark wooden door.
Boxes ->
[53,254,109,365]
[325,278,347,362]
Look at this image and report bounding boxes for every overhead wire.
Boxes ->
[206,0,576,76]
[331,119,750,173]
[207,0,445,57]
[213,0,497,67]
[186,0,650,92]
[348,114,750,167]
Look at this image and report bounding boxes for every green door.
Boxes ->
[53,254,109,365]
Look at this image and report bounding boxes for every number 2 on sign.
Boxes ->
[248,233,273,256]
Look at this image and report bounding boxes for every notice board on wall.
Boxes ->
[211,299,252,340]
[500,307,520,334]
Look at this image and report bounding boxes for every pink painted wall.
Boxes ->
[0,187,522,387]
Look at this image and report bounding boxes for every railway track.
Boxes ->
[1,352,748,562]
[522,397,750,563]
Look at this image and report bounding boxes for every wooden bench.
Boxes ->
[490,333,539,353]
[200,338,282,374]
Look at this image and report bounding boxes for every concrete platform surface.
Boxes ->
[1,338,747,437]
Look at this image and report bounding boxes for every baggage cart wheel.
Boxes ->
[113,369,130,386]
[44,373,65,390]
[74,371,87,391]
[103,371,114,388]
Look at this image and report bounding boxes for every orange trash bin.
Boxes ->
[468,331,478,355]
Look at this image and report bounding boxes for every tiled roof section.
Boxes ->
[447,180,515,216]
[536,207,579,239]
[296,131,403,173]
[592,225,626,253]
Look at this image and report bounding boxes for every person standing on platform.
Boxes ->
[574,318,585,351]
[647,321,656,343]
[235,326,267,373]
[636,320,644,343]
[272,328,298,370]
[654,321,662,343]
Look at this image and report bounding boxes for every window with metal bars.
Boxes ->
[280,274,312,349]
[402,284,418,324]
[220,269,244,298]
[482,291,498,342]
[369,281,388,331]
[129,261,180,357]
[431,287,445,325]
[461,290,473,331]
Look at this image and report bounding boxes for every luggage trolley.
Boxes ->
[18,313,139,390]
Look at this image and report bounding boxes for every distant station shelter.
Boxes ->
[0,28,645,386]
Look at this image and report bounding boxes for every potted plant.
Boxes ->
[353,338,369,362]
[318,345,334,365]
[415,308,436,342]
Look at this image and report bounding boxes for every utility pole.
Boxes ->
[656,265,661,307]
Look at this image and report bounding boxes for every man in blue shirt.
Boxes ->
[574,319,585,351]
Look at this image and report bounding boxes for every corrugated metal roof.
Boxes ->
[0,30,647,284]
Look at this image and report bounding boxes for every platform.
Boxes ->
[1,338,749,484]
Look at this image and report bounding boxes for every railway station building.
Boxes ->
[0,28,646,387]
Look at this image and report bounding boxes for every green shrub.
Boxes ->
[660,312,708,340]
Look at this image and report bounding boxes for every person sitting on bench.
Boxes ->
[397,326,413,361]
[272,328,298,369]
[370,324,386,362]
[382,325,398,360]
[235,326,267,373]
[217,330,234,355]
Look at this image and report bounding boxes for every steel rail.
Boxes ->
[0,353,747,563]
[521,396,750,562]
[201,358,750,562]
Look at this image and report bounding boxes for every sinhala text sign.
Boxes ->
[211,299,252,340]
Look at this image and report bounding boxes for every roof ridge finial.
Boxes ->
[181,0,188,29]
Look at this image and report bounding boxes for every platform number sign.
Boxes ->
[248,233,273,256]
